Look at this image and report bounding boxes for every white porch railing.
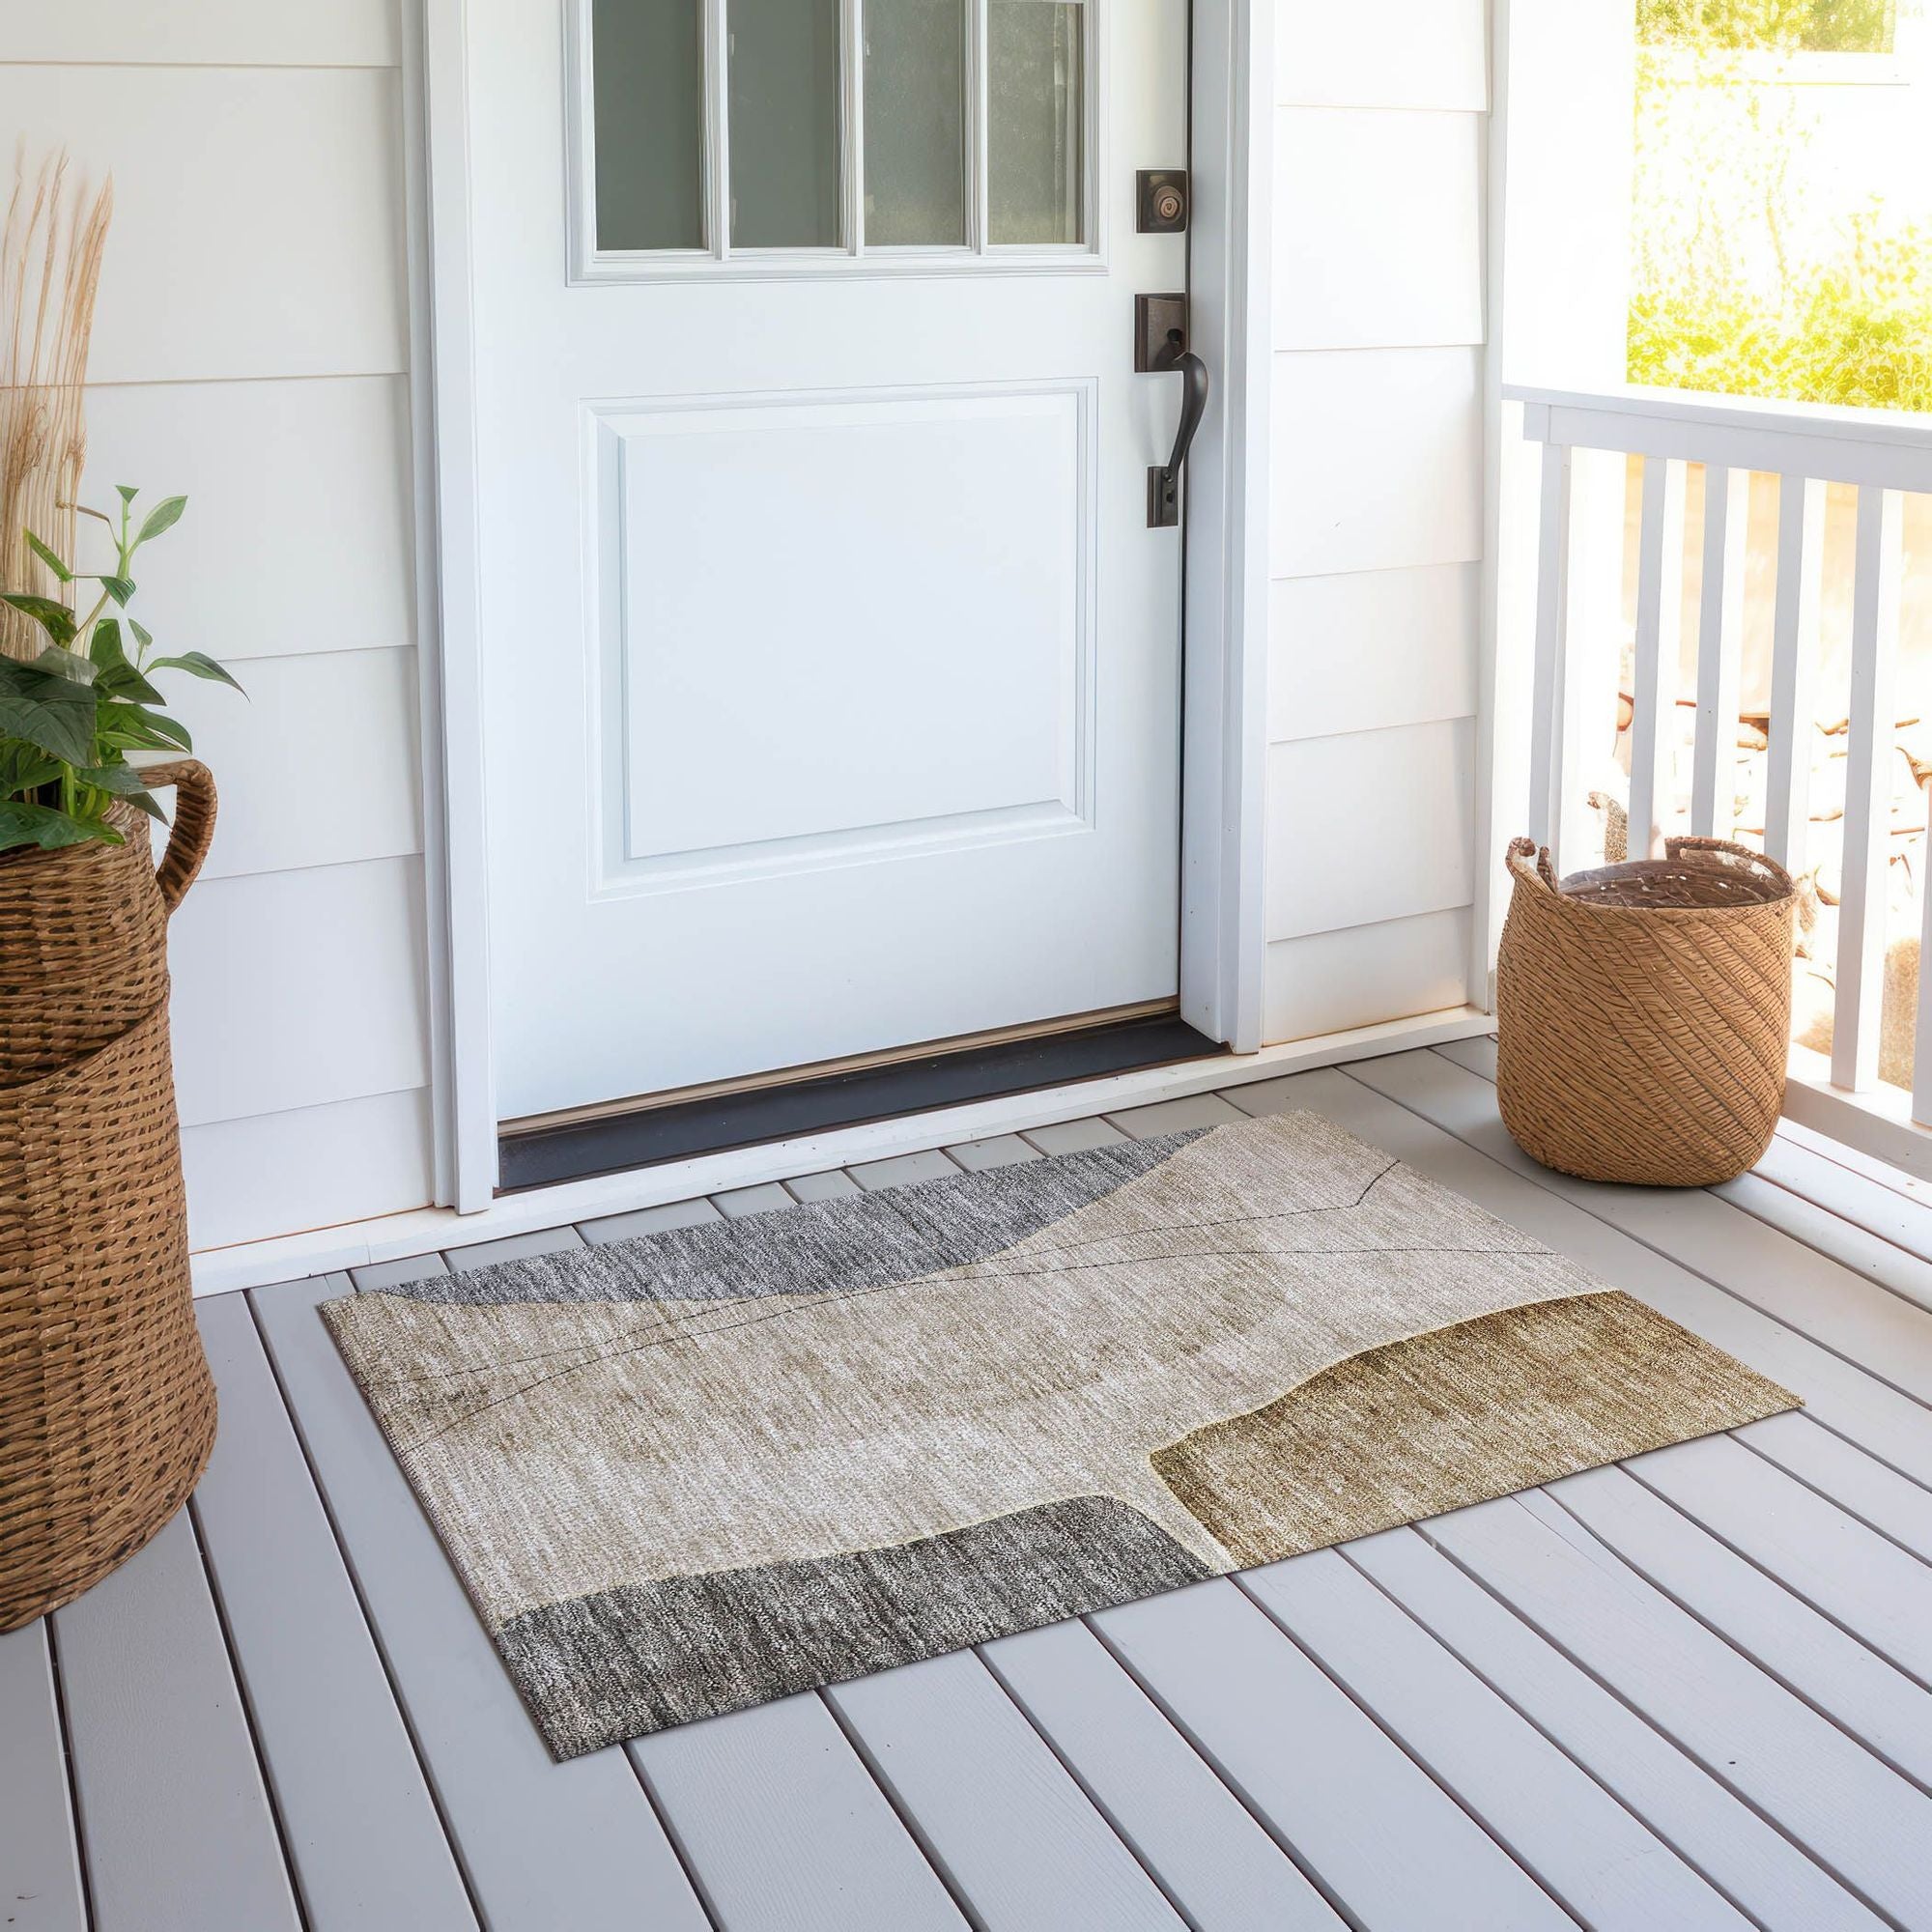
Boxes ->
[1505,384,1932,1174]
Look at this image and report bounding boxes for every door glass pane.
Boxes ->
[729,0,842,248]
[988,0,1084,245]
[592,0,705,250]
[864,0,967,247]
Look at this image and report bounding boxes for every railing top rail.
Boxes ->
[1505,384,1932,491]
[1504,383,1932,451]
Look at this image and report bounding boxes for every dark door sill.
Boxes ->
[497,1012,1226,1194]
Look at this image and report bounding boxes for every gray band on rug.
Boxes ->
[496,1494,1209,1758]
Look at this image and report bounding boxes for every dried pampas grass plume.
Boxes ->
[1,148,112,661]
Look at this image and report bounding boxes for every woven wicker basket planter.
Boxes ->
[1495,834,1798,1188]
[1,761,219,1631]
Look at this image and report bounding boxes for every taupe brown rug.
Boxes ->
[323,1111,1798,1759]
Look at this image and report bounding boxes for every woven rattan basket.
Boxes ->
[1,760,219,1630]
[1495,834,1798,1187]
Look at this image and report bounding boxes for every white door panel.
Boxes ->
[471,0,1188,1119]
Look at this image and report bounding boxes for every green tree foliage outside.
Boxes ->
[1629,0,1932,412]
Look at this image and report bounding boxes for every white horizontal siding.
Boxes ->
[1278,0,1489,111]
[168,858,430,1130]
[1273,111,1484,351]
[1264,909,1474,1043]
[1269,563,1479,743]
[1264,6,1489,1042]
[0,0,398,67]
[1266,720,1477,939]
[81,377,415,663]
[181,1090,434,1253]
[1270,348,1484,578]
[0,65,408,384]
[2,23,441,1245]
[163,648,423,882]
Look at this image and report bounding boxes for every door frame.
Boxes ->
[406,0,1275,1211]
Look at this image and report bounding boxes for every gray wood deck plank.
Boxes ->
[824,1649,1186,1931]
[0,1620,86,1932]
[1740,1409,1932,1562]
[1548,1460,1932,1787]
[942,1132,1041,1171]
[1615,1435,1932,1687]
[1428,1493,1932,1928]
[710,1182,796,1218]
[1091,1577,1574,1930]
[1718,1172,1932,1317]
[783,1169,862,1202]
[1346,1523,1883,1932]
[980,1617,1346,1932]
[1241,1547,1751,1928]
[251,1272,711,1932]
[354,1250,451,1291]
[444,1225,586,1270]
[1275,1060,1932,1488]
[1747,1134,1932,1278]
[1103,1093,1246,1138]
[192,1291,477,1929]
[1021,1116,1128,1154]
[630,1692,967,1932]
[52,1509,300,1932]
[846,1150,961,1191]
[579,1197,724,1242]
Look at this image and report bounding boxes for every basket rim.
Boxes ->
[1507,836,1798,920]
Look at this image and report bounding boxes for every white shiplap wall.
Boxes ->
[0,10,438,1247]
[1262,0,1490,1042]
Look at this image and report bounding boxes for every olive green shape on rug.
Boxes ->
[322,1111,1798,1758]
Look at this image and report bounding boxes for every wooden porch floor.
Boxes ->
[8,1041,1932,1932]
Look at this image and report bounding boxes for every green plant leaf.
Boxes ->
[89,620,164,705]
[78,768,166,820]
[98,574,136,607]
[23,531,71,582]
[114,484,138,506]
[0,743,62,795]
[96,701,190,753]
[152,650,244,694]
[0,655,97,764]
[78,759,142,792]
[133,495,186,546]
[0,801,121,853]
[129,619,154,652]
[31,643,99,686]
[0,592,77,647]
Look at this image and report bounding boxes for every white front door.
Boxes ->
[469,0,1192,1122]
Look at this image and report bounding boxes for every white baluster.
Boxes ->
[1690,468,1749,839]
[1527,439,1573,864]
[1629,456,1686,860]
[1834,488,1905,1092]
[1765,473,1826,873]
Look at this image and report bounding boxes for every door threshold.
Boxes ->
[497,1011,1225,1194]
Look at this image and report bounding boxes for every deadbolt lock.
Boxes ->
[1137,170,1188,234]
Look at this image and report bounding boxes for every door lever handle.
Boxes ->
[1148,343,1208,527]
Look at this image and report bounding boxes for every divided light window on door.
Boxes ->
[578,0,1092,274]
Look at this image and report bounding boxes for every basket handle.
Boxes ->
[141,758,217,915]
[1505,836,1560,893]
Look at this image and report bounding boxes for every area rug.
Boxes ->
[322,1110,1799,1759]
